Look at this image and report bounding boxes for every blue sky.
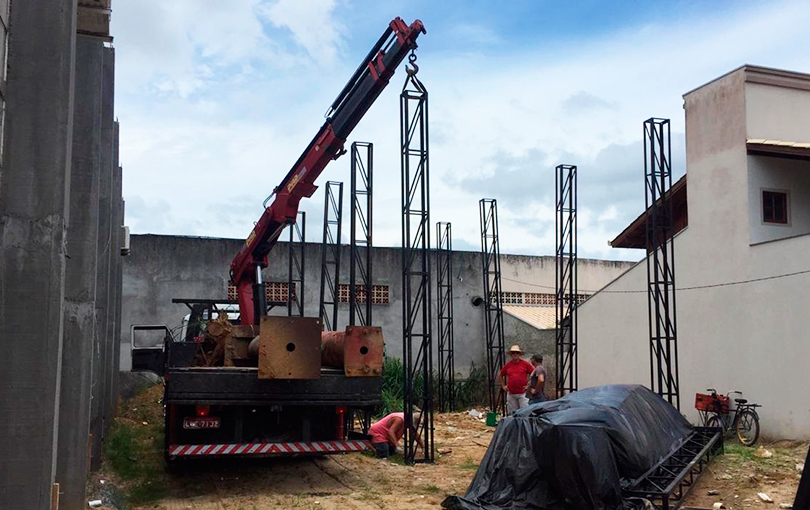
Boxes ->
[110,0,810,260]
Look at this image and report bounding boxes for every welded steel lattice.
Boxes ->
[349,141,373,326]
[644,118,680,410]
[555,164,578,397]
[400,69,434,464]
[436,221,455,412]
[318,181,343,332]
[287,211,306,317]
[479,198,506,416]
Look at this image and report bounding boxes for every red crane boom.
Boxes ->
[230,17,425,325]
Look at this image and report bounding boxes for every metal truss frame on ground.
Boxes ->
[400,64,434,464]
[644,117,680,410]
[319,181,343,332]
[349,141,373,327]
[288,211,306,317]
[555,164,578,397]
[623,427,723,510]
[479,198,506,416]
[436,221,455,412]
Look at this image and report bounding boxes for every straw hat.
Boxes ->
[508,345,523,354]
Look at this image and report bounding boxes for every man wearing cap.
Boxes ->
[496,345,534,415]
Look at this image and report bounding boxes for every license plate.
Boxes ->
[183,417,220,429]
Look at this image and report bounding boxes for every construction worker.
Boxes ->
[497,345,534,415]
[528,354,547,404]
[369,409,424,458]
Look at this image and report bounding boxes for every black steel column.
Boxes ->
[555,164,578,397]
[479,198,506,416]
[349,141,373,326]
[288,211,306,317]
[400,62,434,464]
[644,117,680,409]
[436,221,455,412]
[319,181,343,331]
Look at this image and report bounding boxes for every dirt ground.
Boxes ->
[91,385,806,510]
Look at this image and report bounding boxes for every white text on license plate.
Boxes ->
[183,417,220,429]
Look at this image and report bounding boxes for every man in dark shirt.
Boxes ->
[528,354,547,404]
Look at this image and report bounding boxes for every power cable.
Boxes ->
[500,267,810,295]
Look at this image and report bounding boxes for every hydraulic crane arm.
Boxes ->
[231,17,426,325]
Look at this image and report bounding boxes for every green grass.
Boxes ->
[458,454,479,471]
[104,418,167,505]
[724,442,757,461]
[377,357,489,417]
[423,484,441,493]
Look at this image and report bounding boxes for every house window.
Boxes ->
[762,190,788,224]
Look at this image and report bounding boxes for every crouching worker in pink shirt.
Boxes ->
[369,410,424,458]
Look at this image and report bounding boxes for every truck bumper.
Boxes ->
[168,439,372,458]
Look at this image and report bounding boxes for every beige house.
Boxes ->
[578,65,810,439]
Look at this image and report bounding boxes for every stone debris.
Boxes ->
[712,502,725,509]
[707,489,719,495]
[779,504,793,509]
[468,409,483,419]
[757,492,773,503]
[797,463,805,473]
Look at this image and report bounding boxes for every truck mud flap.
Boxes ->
[168,439,372,458]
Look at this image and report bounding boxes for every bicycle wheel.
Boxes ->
[736,409,760,446]
[706,414,725,433]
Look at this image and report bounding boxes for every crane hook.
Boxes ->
[406,51,419,76]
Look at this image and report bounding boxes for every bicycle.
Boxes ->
[695,389,762,446]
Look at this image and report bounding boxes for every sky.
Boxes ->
[110,0,810,262]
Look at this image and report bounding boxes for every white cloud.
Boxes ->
[259,0,347,66]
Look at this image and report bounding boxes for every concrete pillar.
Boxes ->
[100,81,116,432]
[110,124,123,418]
[56,35,103,508]
[0,0,77,508]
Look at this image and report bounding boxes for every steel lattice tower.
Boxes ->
[400,63,434,464]
[644,117,680,410]
[479,198,506,416]
[349,142,373,326]
[318,181,343,332]
[436,221,455,412]
[555,164,578,397]
[287,211,306,317]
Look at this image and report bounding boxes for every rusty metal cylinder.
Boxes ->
[247,335,261,359]
[320,330,345,368]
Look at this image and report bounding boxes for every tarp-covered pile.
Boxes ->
[442,384,692,510]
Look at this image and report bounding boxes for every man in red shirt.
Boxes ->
[497,345,534,415]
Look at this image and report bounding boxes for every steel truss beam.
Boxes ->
[288,211,306,317]
[479,198,506,416]
[644,117,680,409]
[436,221,455,412]
[400,67,434,464]
[555,164,578,397]
[349,141,373,326]
[319,181,343,332]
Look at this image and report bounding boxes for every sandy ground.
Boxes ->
[91,386,806,510]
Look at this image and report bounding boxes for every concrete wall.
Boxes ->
[0,0,77,507]
[121,234,635,379]
[748,156,810,244]
[578,66,810,440]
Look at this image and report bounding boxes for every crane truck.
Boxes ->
[131,17,425,461]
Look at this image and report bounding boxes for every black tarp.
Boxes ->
[442,384,692,510]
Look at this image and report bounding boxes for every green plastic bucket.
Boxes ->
[486,411,499,427]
